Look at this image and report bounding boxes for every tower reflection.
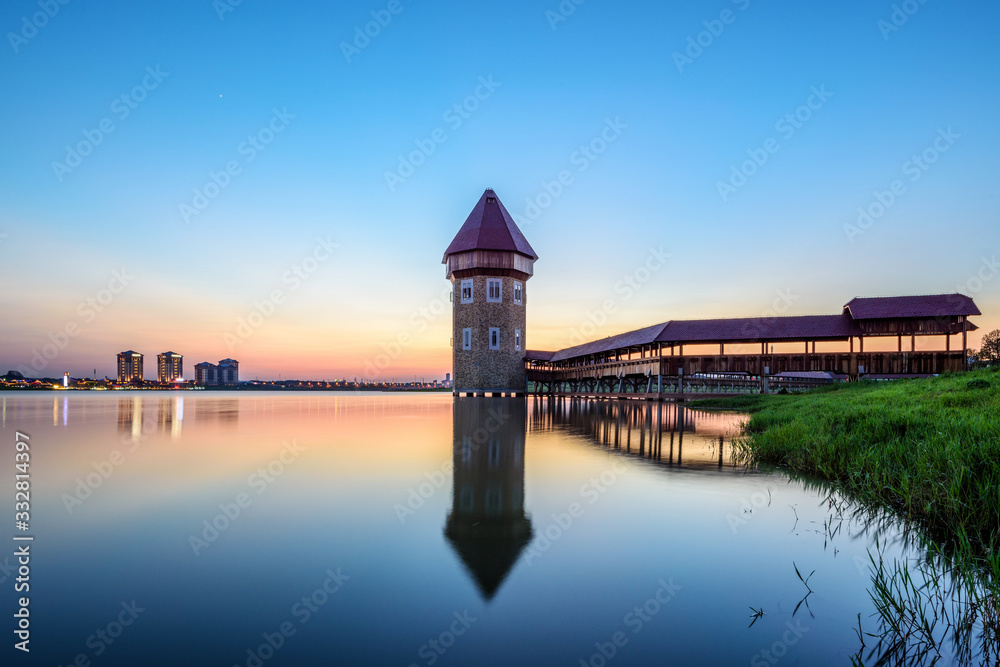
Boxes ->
[445,398,532,601]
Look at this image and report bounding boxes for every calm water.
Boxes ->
[0,392,933,665]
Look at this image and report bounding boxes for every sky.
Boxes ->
[1,0,998,381]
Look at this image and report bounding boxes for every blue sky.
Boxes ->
[1,0,998,380]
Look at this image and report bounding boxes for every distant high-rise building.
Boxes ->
[157,352,183,383]
[194,362,219,386]
[117,351,143,383]
[194,359,238,387]
[218,359,239,386]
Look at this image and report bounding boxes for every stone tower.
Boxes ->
[443,189,538,396]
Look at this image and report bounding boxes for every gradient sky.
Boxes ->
[1,0,998,381]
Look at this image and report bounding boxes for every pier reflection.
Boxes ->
[529,396,744,470]
[445,398,532,601]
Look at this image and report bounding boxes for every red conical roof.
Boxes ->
[443,189,538,261]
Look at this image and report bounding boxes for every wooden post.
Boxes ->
[962,316,968,371]
[720,342,724,356]
[898,334,902,352]
[859,336,864,353]
[911,334,915,352]
[946,333,950,352]
[804,341,808,353]
[850,337,854,353]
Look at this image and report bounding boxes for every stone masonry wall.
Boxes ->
[452,275,527,391]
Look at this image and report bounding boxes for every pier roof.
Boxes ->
[528,293,980,364]
[657,314,861,344]
[844,293,981,319]
[443,189,538,260]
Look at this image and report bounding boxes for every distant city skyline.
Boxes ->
[1,1,997,381]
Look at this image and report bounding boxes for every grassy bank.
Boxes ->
[690,368,1000,550]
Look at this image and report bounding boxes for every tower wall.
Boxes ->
[451,274,527,392]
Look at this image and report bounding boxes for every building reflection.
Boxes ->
[157,397,184,438]
[117,396,188,440]
[192,398,239,426]
[445,398,532,601]
[117,397,144,439]
[530,396,743,470]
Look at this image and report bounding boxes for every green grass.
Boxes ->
[694,369,1000,661]
[693,367,1000,551]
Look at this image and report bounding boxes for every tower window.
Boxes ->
[487,278,502,303]
[513,281,523,305]
[515,329,521,351]
[489,327,500,350]
[462,328,472,350]
[460,279,473,304]
[486,486,502,515]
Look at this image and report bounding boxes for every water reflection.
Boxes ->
[445,398,532,601]
[531,396,744,469]
[117,397,144,438]
[193,397,239,425]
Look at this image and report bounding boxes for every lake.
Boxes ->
[0,392,950,665]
